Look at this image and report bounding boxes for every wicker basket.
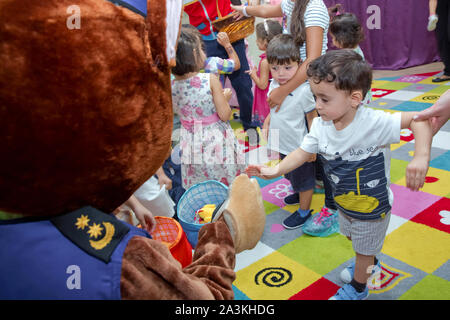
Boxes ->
[177,180,229,248]
[212,14,255,43]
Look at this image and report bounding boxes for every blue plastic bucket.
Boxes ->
[177,180,229,248]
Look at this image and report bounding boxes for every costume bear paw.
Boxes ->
[212,174,265,253]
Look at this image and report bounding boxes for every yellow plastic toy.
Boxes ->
[196,204,216,223]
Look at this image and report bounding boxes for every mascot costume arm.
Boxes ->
[0,0,265,300]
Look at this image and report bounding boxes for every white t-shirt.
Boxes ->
[301,107,402,220]
[267,80,315,155]
[281,0,329,61]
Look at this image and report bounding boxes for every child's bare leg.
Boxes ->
[353,253,375,285]
[299,189,313,211]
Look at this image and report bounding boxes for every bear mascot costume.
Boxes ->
[0,0,265,299]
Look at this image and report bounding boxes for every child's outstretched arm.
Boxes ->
[246,147,312,179]
[401,112,433,191]
[216,32,240,71]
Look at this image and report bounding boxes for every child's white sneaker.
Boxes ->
[427,14,438,31]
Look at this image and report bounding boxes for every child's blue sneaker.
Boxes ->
[302,207,338,237]
[329,283,369,300]
[340,260,382,284]
[283,193,300,205]
[282,209,312,229]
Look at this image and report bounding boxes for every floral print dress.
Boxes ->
[171,72,246,190]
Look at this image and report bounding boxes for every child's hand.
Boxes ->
[134,203,156,233]
[245,66,258,80]
[217,32,231,48]
[246,164,279,179]
[405,155,429,191]
[157,173,172,190]
[223,88,233,101]
[307,153,317,162]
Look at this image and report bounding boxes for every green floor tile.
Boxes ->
[278,233,354,275]
[399,274,450,300]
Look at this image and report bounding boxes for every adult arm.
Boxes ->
[231,3,283,18]
[413,89,450,135]
[268,26,324,110]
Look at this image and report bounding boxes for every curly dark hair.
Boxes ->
[307,49,372,97]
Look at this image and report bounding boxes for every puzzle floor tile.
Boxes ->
[261,178,293,208]
[391,100,433,112]
[395,166,450,197]
[277,232,354,276]
[403,83,440,92]
[367,97,403,109]
[382,221,450,274]
[260,209,304,250]
[288,277,340,300]
[383,90,423,100]
[430,151,450,171]
[234,251,321,300]
[390,184,442,220]
[411,196,450,234]
[399,275,450,300]
[235,242,274,272]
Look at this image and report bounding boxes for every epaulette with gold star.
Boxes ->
[51,207,130,263]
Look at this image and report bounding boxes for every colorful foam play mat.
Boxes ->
[230,71,450,300]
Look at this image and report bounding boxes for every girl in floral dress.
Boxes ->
[171,27,246,189]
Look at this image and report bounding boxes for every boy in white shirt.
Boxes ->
[247,49,432,300]
[263,34,318,229]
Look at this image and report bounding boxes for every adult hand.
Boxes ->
[230,5,245,20]
[267,87,288,112]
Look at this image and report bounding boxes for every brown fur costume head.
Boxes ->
[0,0,181,216]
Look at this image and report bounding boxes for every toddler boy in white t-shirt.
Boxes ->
[247,49,432,300]
[263,34,318,229]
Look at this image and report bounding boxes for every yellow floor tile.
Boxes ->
[410,93,441,104]
[234,251,321,300]
[394,166,450,197]
[382,221,450,274]
[391,140,408,151]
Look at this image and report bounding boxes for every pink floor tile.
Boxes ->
[390,184,442,220]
